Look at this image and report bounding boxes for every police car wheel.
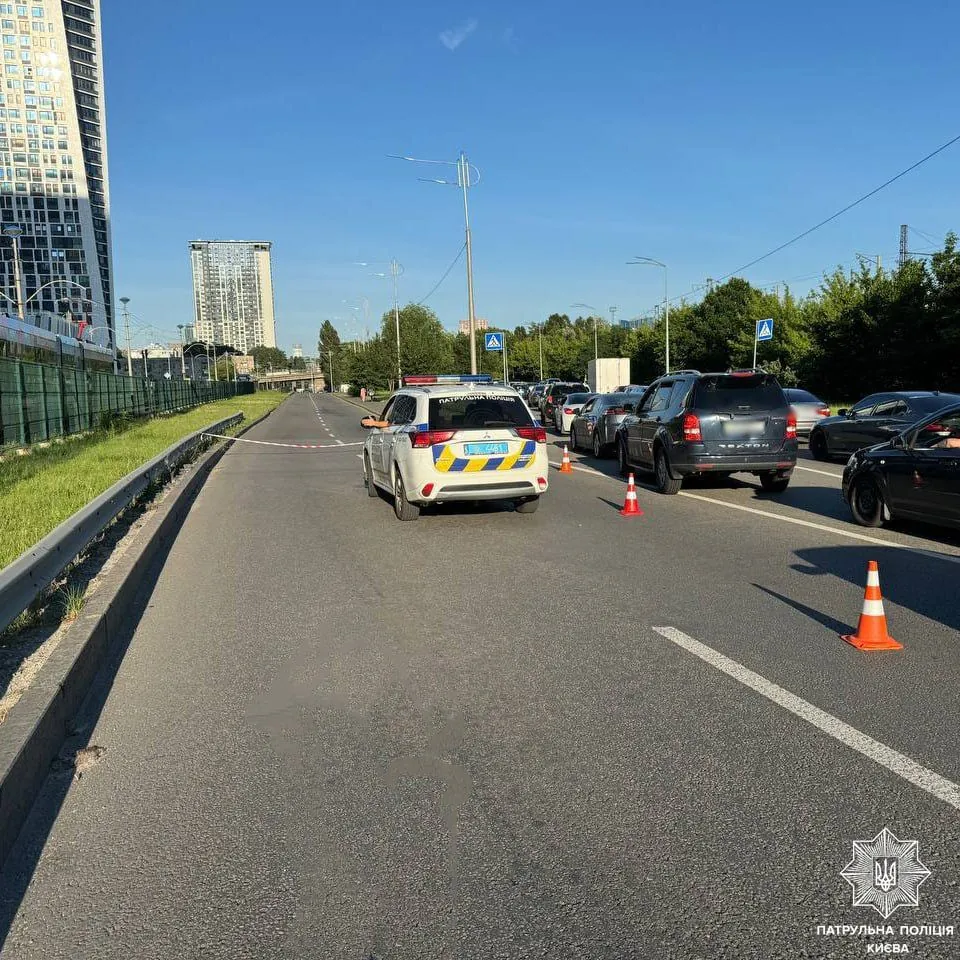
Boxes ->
[364,454,378,498]
[515,497,540,514]
[393,469,420,521]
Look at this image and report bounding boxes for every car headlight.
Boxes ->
[846,453,858,468]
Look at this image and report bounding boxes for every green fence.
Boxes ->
[0,357,255,448]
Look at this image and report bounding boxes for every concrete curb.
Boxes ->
[0,405,276,871]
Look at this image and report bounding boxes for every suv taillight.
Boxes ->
[563,407,574,415]
[516,426,547,443]
[682,413,702,442]
[606,408,625,416]
[410,429,456,448]
[785,411,797,440]
[817,406,830,417]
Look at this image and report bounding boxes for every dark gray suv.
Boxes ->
[615,370,798,494]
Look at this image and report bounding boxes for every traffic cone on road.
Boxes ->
[619,473,644,516]
[559,445,573,474]
[842,561,902,650]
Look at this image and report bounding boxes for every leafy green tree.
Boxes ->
[250,346,288,370]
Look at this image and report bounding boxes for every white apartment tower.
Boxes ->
[0,0,113,342]
[189,240,276,354]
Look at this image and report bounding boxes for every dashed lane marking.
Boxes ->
[652,626,960,811]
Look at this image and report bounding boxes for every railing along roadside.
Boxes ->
[0,413,242,636]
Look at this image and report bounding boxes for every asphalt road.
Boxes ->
[1,393,959,959]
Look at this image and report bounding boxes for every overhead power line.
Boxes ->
[417,242,466,305]
[713,131,960,284]
[642,131,960,313]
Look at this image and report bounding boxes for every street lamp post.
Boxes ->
[627,258,669,373]
[359,260,404,386]
[571,303,601,363]
[119,296,132,376]
[3,225,25,322]
[391,151,481,374]
[177,325,187,377]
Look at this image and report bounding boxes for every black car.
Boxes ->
[809,391,960,461]
[616,370,798,494]
[540,382,588,427]
[843,403,960,529]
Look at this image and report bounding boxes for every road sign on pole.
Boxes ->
[484,332,503,352]
[753,318,774,369]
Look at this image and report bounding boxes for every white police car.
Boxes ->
[361,375,549,520]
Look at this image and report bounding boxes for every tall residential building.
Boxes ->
[0,0,114,344]
[189,239,276,354]
[457,317,489,335]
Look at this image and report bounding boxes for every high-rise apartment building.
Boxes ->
[189,240,276,354]
[0,1,113,344]
[458,317,489,335]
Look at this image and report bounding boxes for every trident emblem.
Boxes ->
[875,857,898,892]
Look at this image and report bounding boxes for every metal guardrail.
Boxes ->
[0,413,242,636]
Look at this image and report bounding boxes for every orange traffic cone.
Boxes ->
[619,473,644,516]
[559,445,573,474]
[842,561,902,650]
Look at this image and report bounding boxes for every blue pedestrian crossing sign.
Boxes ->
[484,332,503,352]
[756,318,774,342]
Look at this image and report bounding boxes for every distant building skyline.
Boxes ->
[189,239,276,354]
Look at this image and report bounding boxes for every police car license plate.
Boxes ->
[723,420,764,438]
[464,442,509,456]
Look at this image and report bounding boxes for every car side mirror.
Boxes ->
[838,408,849,417]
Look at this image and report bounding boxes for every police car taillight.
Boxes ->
[515,426,547,443]
[410,430,456,448]
[682,413,702,442]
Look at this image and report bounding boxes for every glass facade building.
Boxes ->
[0,0,113,344]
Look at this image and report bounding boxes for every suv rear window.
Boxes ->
[549,383,587,397]
[428,394,534,430]
[692,375,786,413]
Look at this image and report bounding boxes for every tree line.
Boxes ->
[320,233,960,400]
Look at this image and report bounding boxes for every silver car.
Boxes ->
[782,388,831,438]
[569,392,642,457]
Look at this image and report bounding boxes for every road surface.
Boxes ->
[1,393,958,959]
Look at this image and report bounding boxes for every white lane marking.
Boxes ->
[336,440,345,446]
[795,464,844,479]
[547,456,960,563]
[651,626,960,811]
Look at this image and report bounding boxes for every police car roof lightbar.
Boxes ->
[401,374,493,386]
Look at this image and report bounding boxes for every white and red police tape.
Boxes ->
[200,433,364,450]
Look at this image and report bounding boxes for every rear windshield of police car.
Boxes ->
[428,394,535,431]
[692,375,786,413]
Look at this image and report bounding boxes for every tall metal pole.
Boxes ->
[663,267,670,373]
[5,228,25,322]
[177,325,186,377]
[460,153,478,375]
[391,258,401,385]
[120,296,132,377]
[593,315,598,362]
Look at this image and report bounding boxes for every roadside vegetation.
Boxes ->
[0,391,283,571]
[313,233,960,402]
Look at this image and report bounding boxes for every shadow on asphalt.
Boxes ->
[0,528,173,948]
[754,583,853,635]
[792,545,960,633]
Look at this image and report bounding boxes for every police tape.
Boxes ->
[200,433,364,450]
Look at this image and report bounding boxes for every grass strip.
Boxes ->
[0,392,284,570]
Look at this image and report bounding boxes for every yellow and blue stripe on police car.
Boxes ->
[433,440,536,473]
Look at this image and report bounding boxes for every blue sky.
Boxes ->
[106,0,960,352]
